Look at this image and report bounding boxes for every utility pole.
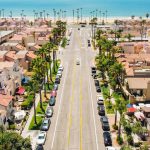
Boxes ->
[80,8,82,23]
[105,10,108,23]
[73,9,74,23]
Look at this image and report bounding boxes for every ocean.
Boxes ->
[0,0,150,18]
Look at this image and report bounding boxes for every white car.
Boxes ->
[59,65,64,71]
[57,71,62,78]
[76,58,80,65]
[105,146,116,150]
[36,131,47,145]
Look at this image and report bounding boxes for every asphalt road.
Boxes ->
[44,25,105,150]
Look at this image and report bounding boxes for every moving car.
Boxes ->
[36,131,47,145]
[103,132,112,146]
[100,116,110,131]
[49,96,56,106]
[98,105,105,116]
[53,84,58,90]
[45,106,53,117]
[76,58,80,65]
[40,118,51,131]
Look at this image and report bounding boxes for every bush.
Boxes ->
[21,95,34,110]
[8,124,16,130]
[117,135,123,145]
[112,124,118,130]
[127,135,133,145]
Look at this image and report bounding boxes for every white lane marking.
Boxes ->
[51,63,69,149]
[88,65,99,150]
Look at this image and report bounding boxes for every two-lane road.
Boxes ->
[44,26,105,150]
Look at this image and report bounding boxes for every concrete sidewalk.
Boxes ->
[21,94,40,149]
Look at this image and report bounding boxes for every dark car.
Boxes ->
[96,86,101,93]
[91,67,96,71]
[98,105,105,116]
[93,74,98,79]
[88,43,91,47]
[53,84,58,90]
[92,71,96,77]
[49,96,56,106]
[94,80,99,86]
[55,78,60,84]
[78,28,80,30]
[103,132,112,146]
[100,116,110,131]
[36,145,44,150]
[40,118,51,131]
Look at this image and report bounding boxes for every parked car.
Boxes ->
[57,73,62,78]
[36,144,44,150]
[93,74,98,79]
[36,131,47,145]
[88,43,91,47]
[98,105,105,116]
[91,66,96,71]
[55,78,60,84]
[103,132,112,146]
[94,80,99,86]
[97,99,104,105]
[40,118,51,131]
[51,90,57,97]
[45,106,53,117]
[100,116,110,131]
[96,86,101,92]
[58,65,64,71]
[53,84,58,90]
[105,146,116,150]
[49,96,56,106]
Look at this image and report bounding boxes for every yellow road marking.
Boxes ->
[67,61,76,147]
[79,76,83,150]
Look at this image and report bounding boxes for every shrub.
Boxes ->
[112,124,118,130]
[117,135,123,145]
[8,124,16,130]
[127,135,133,145]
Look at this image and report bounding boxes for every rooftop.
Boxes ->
[0,94,13,107]
[0,30,14,38]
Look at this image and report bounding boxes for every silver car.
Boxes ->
[45,106,53,117]
[40,118,51,131]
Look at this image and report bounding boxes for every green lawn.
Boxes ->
[29,116,43,130]
[36,101,48,114]
[104,100,114,114]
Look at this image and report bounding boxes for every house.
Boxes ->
[0,94,14,122]
[0,30,15,44]
[26,43,41,51]
[0,61,23,95]
[116,53,150,102]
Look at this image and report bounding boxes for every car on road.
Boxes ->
[103,132,112,146]
[94,80,99,86]
[36,131,47,145]
[55,77,60,84]
[45,106,53,117]
[81,24,86,27]
[96,86,101,93]
[100,116,110,131]
[78,28,80,30]
[76,58,80,65]
[53,84,58,90]
[105,146,116,150]
[40,118,51,131]
[50,90,57,97]
[93,74,98,79]
[49,96,56,106]
[97,99,104,105]
[36,144,44,150]
[57,72,62,78]
[88,43,91,47]
[98,105,105,116]
[58,65,64,71]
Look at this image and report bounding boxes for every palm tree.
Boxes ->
[115,97,126,138]
[140,19,146,40]
[131,15,135,20]
[125,33,132,42]
[146,13,149,19]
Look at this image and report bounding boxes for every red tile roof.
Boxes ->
[0,94,13,107]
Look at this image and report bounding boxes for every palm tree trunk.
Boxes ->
[53,49,56,73]
[118,118,121,138]
[34,93,37,124]
[114,110,117,126]
[39,88,43,109]
[44,75,47,97]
